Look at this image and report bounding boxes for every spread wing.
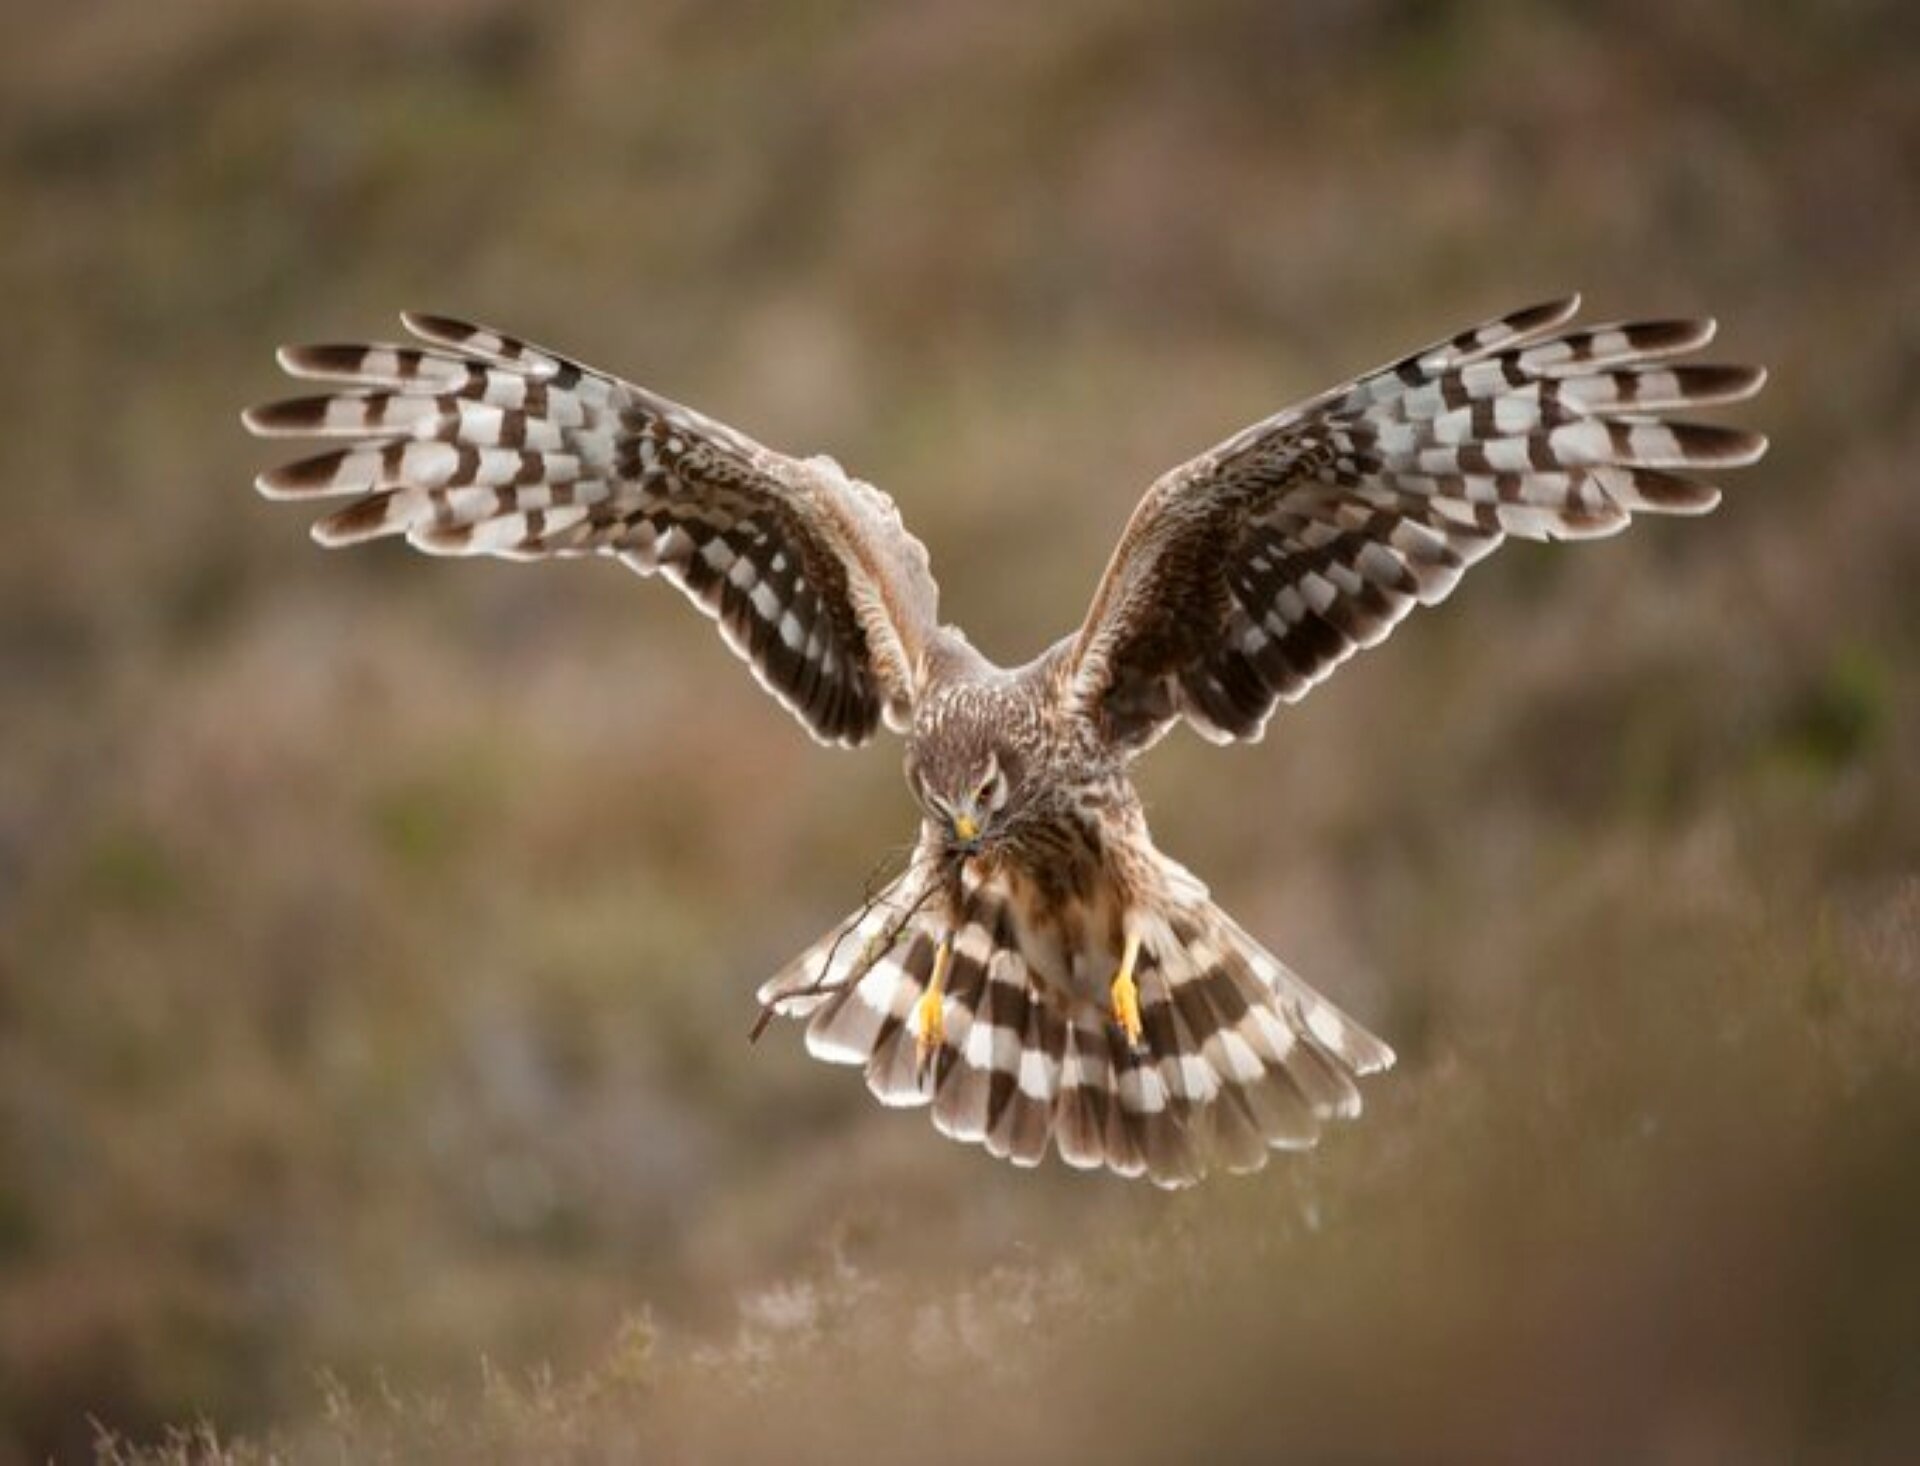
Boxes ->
[1062,296,1767,752]
[245,315,940,746]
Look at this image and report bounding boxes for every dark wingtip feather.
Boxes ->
[255,448,359,499]
[1508,293,1583,335]
[1614,468,1723,515]
[243,397,328,437]
[277,343,373,380]
[1670,421,1769,467]
[312,495,398,547]
[1687,362,1768,404]
[1629,317,1718,354]
[399,311,474,345]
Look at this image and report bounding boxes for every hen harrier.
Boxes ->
[246,297,1765,1187]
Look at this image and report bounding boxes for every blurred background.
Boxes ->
[3,0,1917,1461]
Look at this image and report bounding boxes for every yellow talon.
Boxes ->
[1110,929,1144,1050]
[914,935,953,1068]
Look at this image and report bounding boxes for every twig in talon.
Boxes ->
[749,854,954,1043]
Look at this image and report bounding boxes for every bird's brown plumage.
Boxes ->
[247,297,1766,1186]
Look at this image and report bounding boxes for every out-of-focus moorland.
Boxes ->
[3,1,1917,1461]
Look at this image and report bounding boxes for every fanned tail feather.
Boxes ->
[757,861,1391,1188]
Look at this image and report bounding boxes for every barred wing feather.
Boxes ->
[1066,296,1768,750]
[245,314,940,747]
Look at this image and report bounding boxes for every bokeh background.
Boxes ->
[4,1,1917,1461]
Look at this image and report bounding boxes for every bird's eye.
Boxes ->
[972,753,1002,806]
[974,764,1009,812]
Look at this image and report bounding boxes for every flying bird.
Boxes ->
[245,297,1766,1187]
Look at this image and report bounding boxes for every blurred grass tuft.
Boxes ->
[1778,644,1889,778]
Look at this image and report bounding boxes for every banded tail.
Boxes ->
[757,859,1392,1188]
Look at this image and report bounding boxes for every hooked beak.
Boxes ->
[949,807,981,849]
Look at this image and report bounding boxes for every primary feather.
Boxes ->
[1066,295,1767,749]
[246,313,940,746]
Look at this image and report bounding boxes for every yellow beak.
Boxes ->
[951,812,980,844]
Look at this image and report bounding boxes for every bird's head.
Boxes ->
[906,722,1021,855]
[909,744,1014,853]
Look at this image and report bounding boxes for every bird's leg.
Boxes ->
[913,932,954,1071]
[1109,927,1145,1051]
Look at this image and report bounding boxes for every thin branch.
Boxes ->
[748,839,961,1042]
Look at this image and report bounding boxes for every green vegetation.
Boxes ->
[3,0,1917,1460]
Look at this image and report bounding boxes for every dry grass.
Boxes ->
[3,1,1918,1461]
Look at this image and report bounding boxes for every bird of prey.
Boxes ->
[245,296,1766,1187]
